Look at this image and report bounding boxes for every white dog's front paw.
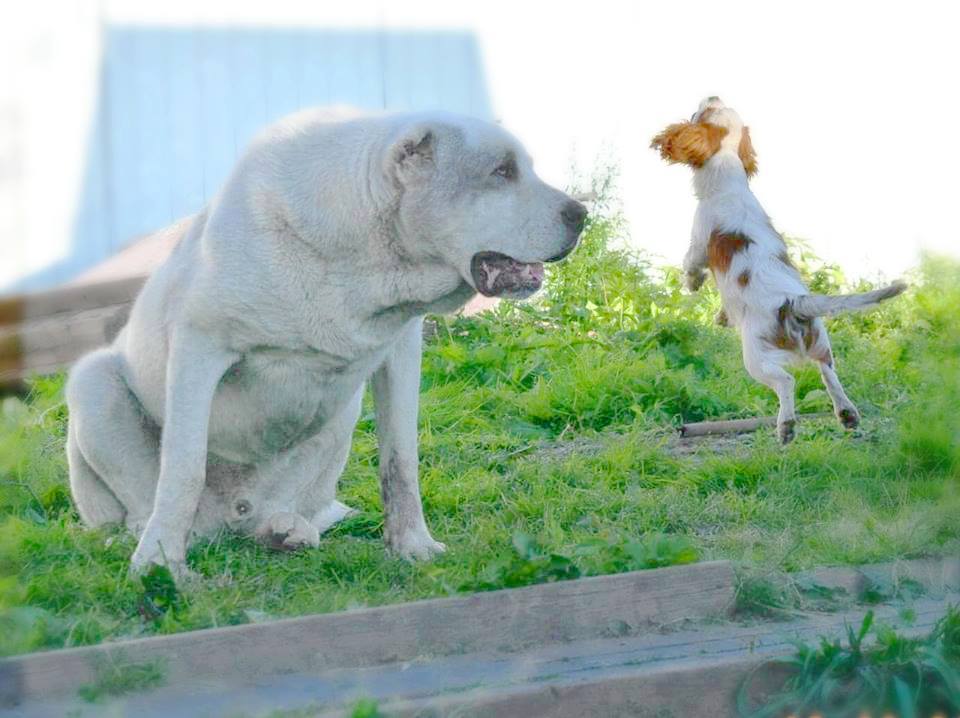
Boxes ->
[130,531,193,581]
[387,528,446,561]
[256,511,320,552]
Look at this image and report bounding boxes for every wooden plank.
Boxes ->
[379,595,956,718]
[0,561,735,707]
[680,412,832,437]
[0,276,145,328]
[0,304,132,388]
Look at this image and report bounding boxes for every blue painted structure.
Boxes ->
[14,25,491,291]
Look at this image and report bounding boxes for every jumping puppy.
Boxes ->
[651,97,905,444]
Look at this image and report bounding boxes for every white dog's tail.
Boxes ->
[791,280,908,319]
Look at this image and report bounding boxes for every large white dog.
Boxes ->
[66,109,586,579]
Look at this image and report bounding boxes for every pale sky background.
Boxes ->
[2,0,958,289]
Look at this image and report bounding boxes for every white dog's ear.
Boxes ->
[391,125,435,182]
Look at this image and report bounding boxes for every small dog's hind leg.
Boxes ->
[818,360,860,429]
[807,322,860,430]
[743,340,797,444]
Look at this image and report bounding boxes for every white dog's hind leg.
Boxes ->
[66,349,160,532]
[312,500,357,534]
[742,339,797,444]
[255,511,320,551]
[372,318,445,560]
[67,422,124,527]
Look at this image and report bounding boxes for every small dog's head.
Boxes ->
[650,96,757,177]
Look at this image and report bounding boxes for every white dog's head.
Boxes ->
[650,96,757,178]
[385,114,586,299]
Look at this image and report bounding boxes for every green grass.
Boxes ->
[739,606,960,716]
[1,176,958,658]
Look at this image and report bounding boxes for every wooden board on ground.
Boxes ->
[4,558,957,718]
[0,560,735,708]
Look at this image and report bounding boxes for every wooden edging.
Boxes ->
[0,276,147,390]
[0,560,735,708]
[374,583,959,718]
[0,276,146,328]
[680,412,833,437]
[380,652,797,718]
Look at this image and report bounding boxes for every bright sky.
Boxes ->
[3,0,958,283]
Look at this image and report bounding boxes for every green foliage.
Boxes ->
[460,531,581,591]
[138,564,183,623]
[349,698,386,718]
[740,607,960,717]
[1,172,958,658]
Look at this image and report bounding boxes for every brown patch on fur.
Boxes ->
[770,326,799,350]
[716,309,729,327]
[651,122,728,168]
[767,300,800,350]
[738,127,758,177]
[768,301,833,358]
[707,230,752,273]
[737,269,751,287]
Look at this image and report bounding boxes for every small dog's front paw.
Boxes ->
[778,419,796,445]
[387,529,446,561]
[837,406,860,430]
[684,270,707,293]
[257,511,320,552]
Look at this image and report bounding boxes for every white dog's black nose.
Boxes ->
[561,200,587,233]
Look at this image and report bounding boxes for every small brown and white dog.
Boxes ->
[651,96,906,444]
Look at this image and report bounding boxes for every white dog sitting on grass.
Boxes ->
[66,108,586,580]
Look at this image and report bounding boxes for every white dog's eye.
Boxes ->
[492,158,517,180]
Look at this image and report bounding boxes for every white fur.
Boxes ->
[664,97,904,443]
[66,108,584,579]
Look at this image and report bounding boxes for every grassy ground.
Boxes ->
[1,180,958,658]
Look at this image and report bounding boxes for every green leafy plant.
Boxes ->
[461,531,581,591]
[739,607,960,717]
[138,564,183,623]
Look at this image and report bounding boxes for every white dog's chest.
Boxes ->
[206,345,382,463]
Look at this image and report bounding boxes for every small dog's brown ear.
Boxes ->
[651,122,727,168]
[738,127,758,177]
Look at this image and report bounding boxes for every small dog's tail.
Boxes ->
[791,280,908,319]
